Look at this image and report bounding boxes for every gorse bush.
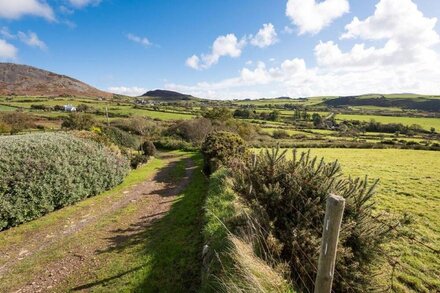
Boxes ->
[231,147,394,292]
[201,131,246,174]
[0,133,129,230]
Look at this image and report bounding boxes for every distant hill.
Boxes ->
[321,94,440,112]
[141,89,197,101]
[0,63,112,98]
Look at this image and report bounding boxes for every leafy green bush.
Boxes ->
[154,137,197,152]
[201,131,246,174]
[130,154,149,169]
[232,147,395,292]
[0,133,129,230]
[61,112,97,130]
[103,126,141,149]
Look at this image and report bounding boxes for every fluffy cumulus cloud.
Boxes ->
[0,0,54,21]
[0,39,17,60]
[127,33,152,47]
[250,23,278,48]
[187,23,279,70]
[108,86,147,97]
[316,0,440,70]
[286,0,349,34]
[171,0,440,99]
[186,33,246,70]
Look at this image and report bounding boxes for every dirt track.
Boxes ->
[0,154,196,293]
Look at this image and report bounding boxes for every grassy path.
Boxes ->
[0,151,207,292]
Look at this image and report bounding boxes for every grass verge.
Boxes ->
[202,168,293,293]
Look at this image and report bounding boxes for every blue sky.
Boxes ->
[0,0,440,99]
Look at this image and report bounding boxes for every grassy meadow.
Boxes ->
[255,148,440,292]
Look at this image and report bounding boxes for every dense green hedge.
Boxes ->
[0,133,130,230]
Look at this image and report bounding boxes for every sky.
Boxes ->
[0,0,440,99]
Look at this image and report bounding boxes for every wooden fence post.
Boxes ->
[314,194,346,293]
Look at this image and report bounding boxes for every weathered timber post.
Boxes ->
[314,194,346,293]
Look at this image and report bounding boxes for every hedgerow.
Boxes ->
[0,133,130,230]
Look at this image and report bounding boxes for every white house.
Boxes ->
[64,105,77,112]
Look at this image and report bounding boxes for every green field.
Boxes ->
[0,105,17,111]
[266,148,440,292]
[334,113,440,130]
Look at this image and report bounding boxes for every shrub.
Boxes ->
[0,133,129,230]
[202,168,291,293]
[0,112,35,134]
[154,137,197,152]
[103,126,141,149]
[232,147,395,292]
[62,112,97,130]
[201,131,246,174]
[141,140,156,157]
[166,118,213,144]
[130,154,149,169]
[112,117,160,137]
[202,107,233,121]
[272,129,290,139]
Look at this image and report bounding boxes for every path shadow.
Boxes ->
[71,154,207,292]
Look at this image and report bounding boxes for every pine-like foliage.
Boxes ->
[231,147,393,292]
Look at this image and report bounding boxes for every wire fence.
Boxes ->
[285,201,439,293]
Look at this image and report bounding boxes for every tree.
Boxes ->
[202,107,233,121]
[268,110,280,121]
[312,113,323,127]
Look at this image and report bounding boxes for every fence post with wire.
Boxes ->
[314,194,346,293]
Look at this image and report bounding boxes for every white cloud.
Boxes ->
[68,0,101,8]
[108,86,147,97]
[168,0,440,100]
[186,33,246,70]
[286,0,349,35]
[283,26,294,34]
[0,27,15,39]
[17,31,47,50]
[341,0,439,47]
[0,39,17,60]
[185,55,200,70]
[127,33,152,47]
[315,0,440,70]
[0,0,54,21]
[314,40,399,68]
[250,23,278,48]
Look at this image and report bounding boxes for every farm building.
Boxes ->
[64,105,77,112]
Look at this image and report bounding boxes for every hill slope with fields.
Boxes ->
[0,63,112,98]
[321,94,440,112]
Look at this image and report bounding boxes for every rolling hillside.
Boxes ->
[141,89,199,101]
[321,94,440,112]
[0,63,112,99]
